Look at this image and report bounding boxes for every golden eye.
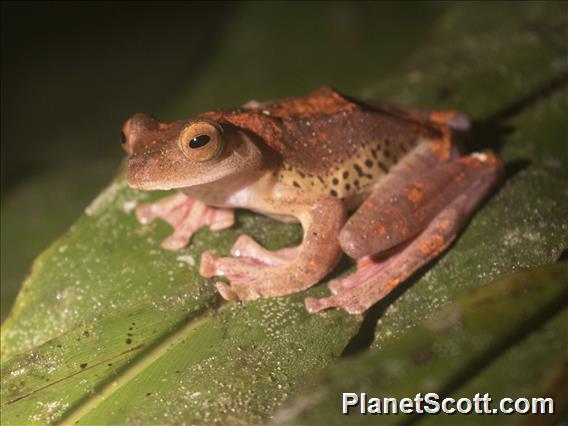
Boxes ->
[179,120,225,162]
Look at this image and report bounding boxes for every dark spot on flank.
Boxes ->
[365,174,373,179]
[146,392,152,396]
[126,338,132,344]
[293,181,300,188]
[80,363,88,369]
[330,189,338,197]
[318,176,325,184]
[371,149,378,159]
[128,327,133,331]
[131,322,136,325]
[57,344,62,348]
[365,159,374,168]
[354,164,364,176]
[298,171,306,178]
[345,183,351,191]
[127,333,133,337]
[354,179,360,188]
[108,363,113,367]
[378,161,388,172]
[384,148,391,158]
[332,177,339,185]
[83,330,90,337]
[343,171,349,179]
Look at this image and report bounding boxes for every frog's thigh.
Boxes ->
[340,149,493,259]
[307,152,503,314]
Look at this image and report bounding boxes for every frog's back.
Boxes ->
[202,87,443,201]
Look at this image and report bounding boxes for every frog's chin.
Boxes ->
[127,172,229,191]
[126,158,241,190]
[128,167,269,194]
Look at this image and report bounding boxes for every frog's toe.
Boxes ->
[161,234,191,251]
[217,282,263,301]
[231,235,299,266]
[199,251,270,292]
[199,250,220,278]
[215,282,239,301]
[305,295,367,315]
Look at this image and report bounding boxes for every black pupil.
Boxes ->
[189,134,211,148]
[120,131,127,144]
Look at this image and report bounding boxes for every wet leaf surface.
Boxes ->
[274,263,567,425]
[1,2,567,425]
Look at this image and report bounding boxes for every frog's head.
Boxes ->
[122,113,266,190]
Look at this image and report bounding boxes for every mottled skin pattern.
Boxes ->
[199,87,444,209]
[123,87,502,314]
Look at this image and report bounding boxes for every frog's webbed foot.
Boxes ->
[136,192,234,250]
[200,198,346,301]
[306,151,503,315]
[200,235,301,300]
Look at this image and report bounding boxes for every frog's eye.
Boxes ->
[179,120,225,162]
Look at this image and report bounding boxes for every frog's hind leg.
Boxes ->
[306,151,502,315]
[136,192,234,250]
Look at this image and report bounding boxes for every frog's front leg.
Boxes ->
[199,192,346,301]
[306,151,503,314]
[136,192,234,250]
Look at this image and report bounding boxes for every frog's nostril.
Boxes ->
[121,127,134,156]
[130,112,160,131]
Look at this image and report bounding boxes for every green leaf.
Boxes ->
[273,262,568,425]
[2,2,567,425]
[0,172,358,424]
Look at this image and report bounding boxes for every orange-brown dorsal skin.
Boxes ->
[199,87,446,203]
[200,87,443,176]
[125,87,453,206]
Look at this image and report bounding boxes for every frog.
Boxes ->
[121,87,502,315]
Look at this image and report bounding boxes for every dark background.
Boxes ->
[1,1,446,318]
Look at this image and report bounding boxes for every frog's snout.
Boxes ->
[121,113,160,156]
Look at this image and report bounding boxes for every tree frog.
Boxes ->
[122,87,502,314]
